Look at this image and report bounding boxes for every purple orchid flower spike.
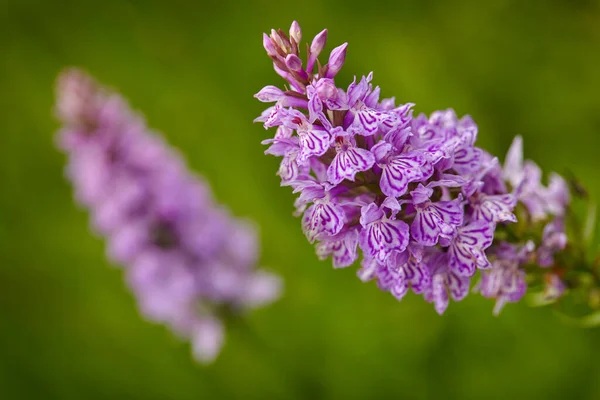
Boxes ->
[58,69,282,364]
[255,21,584,317]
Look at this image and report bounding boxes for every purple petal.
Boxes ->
[453,146,482,175]
[403,257,431,294]
[265,103,288,128]
[346,101,382,136]
[302,200,345,243]
[411,198,463,246]
[364,86,381,108]
[297,127,331,163]
[545,172,570,216]
[383,124,412,149]
[254,86,285,103]
[447,271,471,301]
[285,54,303,71]
[359,213,410,263]
[316,229,359,268]
[427,174,467,189]
[410,184,434,205]
[357,256,378,282]
[307,92,323,123]
[278,152,302,184]
[262,137,299,157]
[379,152,427,198]
[242,271,283,308]
[359,202,385,226]
[371,141,393,162]
[310,29,327,54]
[431,273,449,315]
[375,263,395,291]
[448,221,494,276]
[327,146,375,184]
[471,193,517,223]
[503,135,524,187]
[347,74,372,107]
[390,272,409,300]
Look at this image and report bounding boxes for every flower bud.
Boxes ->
[325,43,348,78]
[310,29,328,56]
[285,54,303,71]
[263,33,277,57]
[254,86,284,103]
[270,29,284,49]
[289,21,302,44]
[56,68,97,126]
[314,78,338,100]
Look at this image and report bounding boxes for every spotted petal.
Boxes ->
[411,198,464,246]
[262,137,298,157]
[346,101,382,136]
[307,89,323,123]
[379,152,428,198]
[431,273,449,315]
[297,127,331,163]
[448,221,494,276]
[316,229,359,268]
[403,257,431,294]
[302,200,345,243]
[278,151,306,185]
[357,256,378,282]
[427,264,471,315]
[327,147,375,184]
[453,146,482,175]
[359,204,410,263]
[471,193,517,223]
[389,268,409,300]
[383,124,412,149]
[447,269,471,301]
[383,251,411,300]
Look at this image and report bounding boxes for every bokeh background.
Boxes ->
[2,0,600,398]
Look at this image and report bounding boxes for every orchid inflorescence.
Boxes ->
[254,21,600,316]
[56,69,281,363]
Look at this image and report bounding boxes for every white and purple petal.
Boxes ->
[297,126,331,163]
[448,221,494,276]
[346,101,382,136]
[411,198,464,246]
[403,257,431,294]
[302,199,345,243]
[316,229,359,268]
[359,204,410,263]
[471,193,517,223]
[379,152,428,198]
[453,146,482,175]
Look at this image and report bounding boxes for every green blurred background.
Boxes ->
[2,0,600,398]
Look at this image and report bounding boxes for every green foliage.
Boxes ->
[1,0,600,399]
